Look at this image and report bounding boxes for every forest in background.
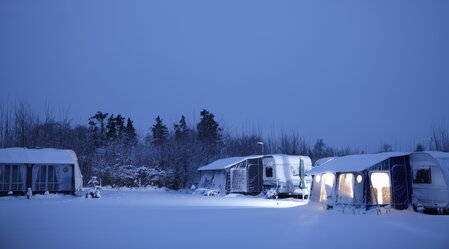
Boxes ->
[0,103,448,189]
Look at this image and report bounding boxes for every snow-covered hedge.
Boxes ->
[96,165,176,189]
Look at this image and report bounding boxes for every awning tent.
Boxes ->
[0,148,83,194]
[198,155,263,195]
[309,152,412,209]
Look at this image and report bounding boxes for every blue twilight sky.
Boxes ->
[1,0,448,152]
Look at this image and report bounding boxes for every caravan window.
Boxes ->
[413,168,431,184]
[266,167,273,178]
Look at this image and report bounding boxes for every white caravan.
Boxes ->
[262,154,312,198]
[410,151,449,213]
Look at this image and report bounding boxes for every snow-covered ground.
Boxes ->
[1,189,448,249]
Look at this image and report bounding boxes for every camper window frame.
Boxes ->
[265,166,273,178]
[413,167,432,184]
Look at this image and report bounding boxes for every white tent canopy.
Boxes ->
[0,147,79,165]
[309,152,410,175]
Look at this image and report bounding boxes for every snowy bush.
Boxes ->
[192,187,221,196]
[87,176,101,198]
[265,188,278,199]
[93,165,177,189]
[88,176,100,187]
[205,188,220,196]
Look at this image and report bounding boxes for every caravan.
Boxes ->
[410,151,449,213]
[262,154,312,198]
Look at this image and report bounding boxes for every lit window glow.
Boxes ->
[356,174,362,183]
[370,172,391,205]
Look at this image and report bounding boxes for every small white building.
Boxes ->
[0,148,83,195]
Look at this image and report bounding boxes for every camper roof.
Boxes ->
[198,155,262,171]
[421,151,449,159]
[0,147,78,165]
[268,154,309,165]
[308,152,409,175]
[412,151,449,168]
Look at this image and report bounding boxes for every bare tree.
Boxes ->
[431,122,449,152]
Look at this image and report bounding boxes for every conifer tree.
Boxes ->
[174,115,189,140]
[196,109,221,144]
[152,115,168,145]
[125,118,137,146]
[115,114,125,139]
[106,114,117,140]
[88,111,108,147]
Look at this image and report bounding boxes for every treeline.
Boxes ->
[0,103,448,189]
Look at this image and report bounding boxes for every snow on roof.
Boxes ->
[0,147,78,165]
[198,155,262,171]
[420,151,449,159]
[308,152,410,175]
[315,157,335,167]
[265,154,312,169]
[413,151,449,168]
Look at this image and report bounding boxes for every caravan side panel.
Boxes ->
[410,153,449,210]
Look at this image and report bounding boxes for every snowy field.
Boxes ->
[1,189,448,249]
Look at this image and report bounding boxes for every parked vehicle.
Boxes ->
[410,151,449,214]
[262,154,312,199]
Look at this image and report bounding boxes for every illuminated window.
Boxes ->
[370,172,391,205]
[338,173,354,203]
[319,173,335,202]
[356,174,363,183]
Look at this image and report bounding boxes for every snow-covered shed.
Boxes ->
[0,148,83,195]
[198,155,263,195]
[410,151,449,213]
[308,152,412,210]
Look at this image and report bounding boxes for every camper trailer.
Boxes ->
[0,148,83,195]
[410,151,449,213]
[308,152,412,210]
[262,154,312,198]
